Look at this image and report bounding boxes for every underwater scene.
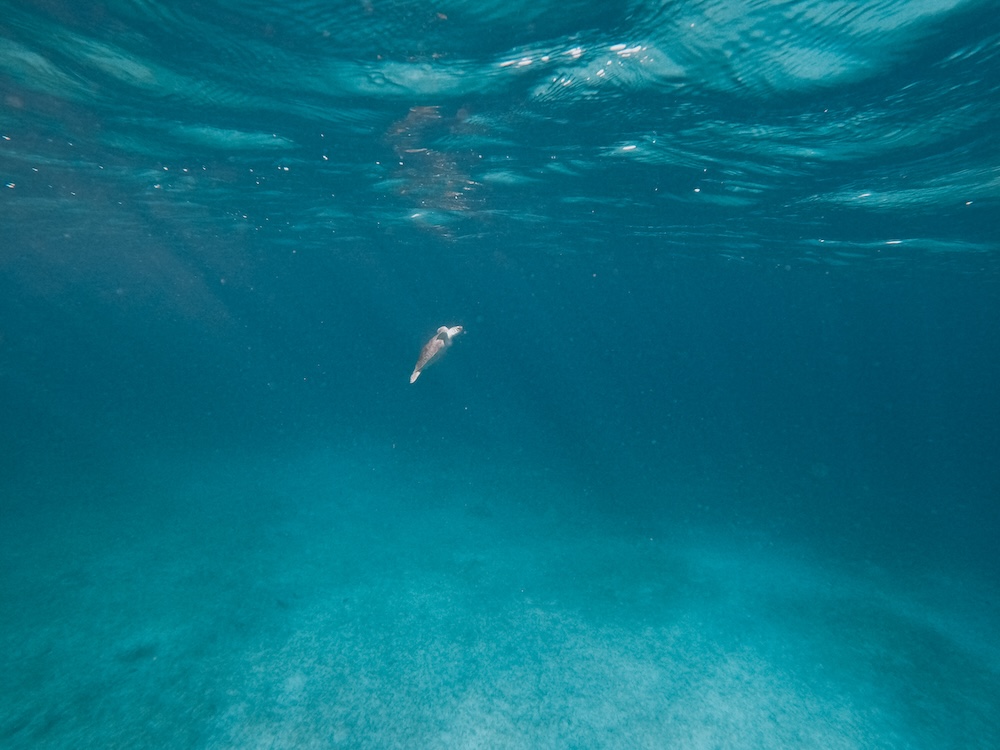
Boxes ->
[1,1,998,747]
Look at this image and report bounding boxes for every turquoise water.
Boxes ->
[2,1,998,747]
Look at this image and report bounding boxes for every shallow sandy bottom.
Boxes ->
[2,446,997,749]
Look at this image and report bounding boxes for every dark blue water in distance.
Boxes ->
[2,0,998,747]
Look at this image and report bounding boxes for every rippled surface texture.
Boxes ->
[3,0,998,259]
[1,1,998,748]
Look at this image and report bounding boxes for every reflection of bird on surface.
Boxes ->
[383,106,481,239]
[410,325,464,383]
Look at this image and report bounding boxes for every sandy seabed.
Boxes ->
[2,446,997,749]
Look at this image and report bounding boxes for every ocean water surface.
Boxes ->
[1,1,998,747]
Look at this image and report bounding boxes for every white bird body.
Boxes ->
[410,325,463,383]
